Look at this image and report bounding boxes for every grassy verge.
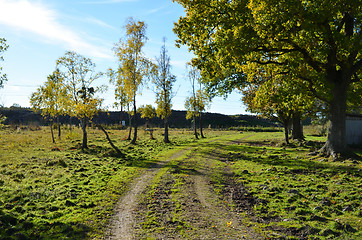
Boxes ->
[201,132,362,239]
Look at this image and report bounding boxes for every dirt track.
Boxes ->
[105,145,261,239]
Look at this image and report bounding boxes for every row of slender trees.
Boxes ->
[27,18,175,149]
[26,18,209,149]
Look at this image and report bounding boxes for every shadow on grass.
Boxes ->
[0,209,90,240]
[201,141,361,176]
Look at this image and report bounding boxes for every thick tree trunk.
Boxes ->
[283,120,289,144]
[131,98,137,144]
[81,118,88,149]
[193,116,198,139]
[164,118,170,143]
[291,113,304,140]
[199,112,205,138]
[320,77,348,158]
[50,122,55,144]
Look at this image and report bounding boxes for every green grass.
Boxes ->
[0,126,195,239]
[198,132,361,239]
[0,126,361,239]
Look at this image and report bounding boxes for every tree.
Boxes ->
[56,51,104,149]
[138,104,155,127]
[30,69,68,143]
[195,81,211,138]
[173,0,361,158]
[185,64,201,139]
[113,18,153,144]
[241,63,315,143]
[138,104,156,139]
[108,68,132,136]
[0,38,8,88]
[152,38,177,143]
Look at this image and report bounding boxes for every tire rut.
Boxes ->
[104,148,192,240]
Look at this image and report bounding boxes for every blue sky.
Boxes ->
[0,0,246,115]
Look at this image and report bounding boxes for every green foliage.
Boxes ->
[112,18,154,143]
[0,38,8,88]
[138,104,155,120]
[174,0,362,154]
[184,64,210,120]
[56,51,105,121]
[108,68,130,112]
[241,64,315,126]
[113,18,153,107]
[152,38,176,120]
[30,69,68,121]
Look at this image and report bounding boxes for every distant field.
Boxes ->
[0,126,360,239]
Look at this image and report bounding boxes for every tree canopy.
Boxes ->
[56,51,104,149]
[113,18,153,144]
[30,69,68,143]
[174,0,361,157]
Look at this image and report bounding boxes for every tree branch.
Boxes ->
[284,40,324,73]
[297,75,331,104]
[251,60,286,66]
[96,124,124,156]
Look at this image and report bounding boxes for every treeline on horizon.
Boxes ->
[0,106,278,129]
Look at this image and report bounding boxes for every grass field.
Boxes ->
[0,126,361,239]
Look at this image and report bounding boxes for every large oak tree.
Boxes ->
[173,0,361,157]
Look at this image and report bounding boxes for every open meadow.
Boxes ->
[0,126,361,239]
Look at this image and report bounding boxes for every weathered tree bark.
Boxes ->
[50,122,55,144]
[164,118,170,143]
[199,112,205,138]
[291,113,304,140]
[320,74,349,158]
[97,124,123,156]
[131,97,138,144]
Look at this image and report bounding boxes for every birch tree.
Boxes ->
[56,51,104,149]
[113,18,153,144]
[30,69,67,143]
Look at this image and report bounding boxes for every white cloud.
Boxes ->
[85,17,117,30]
[0,0,112,59]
